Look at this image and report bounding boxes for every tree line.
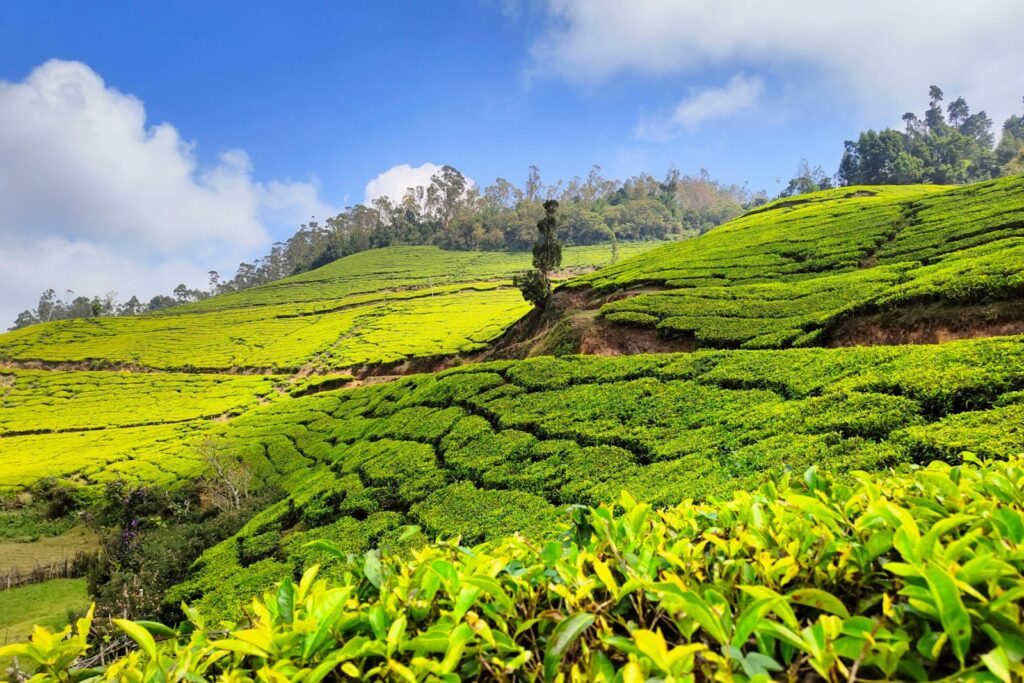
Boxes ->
[839,87,1024,185]
[210,165,760,294]
[9,166,759,329]
[779,87,1024,195]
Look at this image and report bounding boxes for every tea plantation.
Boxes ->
[10,455,1023,681]
[0,370,284,493]
[0,244,657,373]
[172,336,1024,620]
[576,176,1024,348]
[0,243,654,497]
[3,180,1024,681]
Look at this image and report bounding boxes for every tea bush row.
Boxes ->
[0,243,661,371]
[10,454,1024,681]
[0,371,289,495]
[0,370,281,435]
[174,336,1024,619]
[572,177,1024,349]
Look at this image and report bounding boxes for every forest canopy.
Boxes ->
[218,165,760,294]
[838,87,1024,185]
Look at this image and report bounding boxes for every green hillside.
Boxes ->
[12,456,1021,681]
[571,177,1024,348]
[175,336,1024,617]
[3,179,1024,681]
[0,371,284,493]
[0,243,658,497]
[0,244,655,373]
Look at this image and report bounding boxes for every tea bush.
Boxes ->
[170,336,1024,619]
[574,176,1024,349]
[7,455,1023,681]
[0,244,659,373]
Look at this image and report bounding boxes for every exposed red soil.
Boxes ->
[577,318,693,356]
[827,301,1024,347]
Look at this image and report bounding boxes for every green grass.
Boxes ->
[0,579,89,652]
[171,335,1024,617]
[0,527,97,573]
[574,176,1024,348]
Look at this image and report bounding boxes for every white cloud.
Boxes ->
[365,163,445,205]
[364,163,476,205]
[0,59,340,326]
[636,74,764,140]
[0,238,212,325]
[529,0,1024,122]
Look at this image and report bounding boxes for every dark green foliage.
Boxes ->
[28,477,87,520]
[838,86,1012,185]
[410,481,558,545]
[83,480,284,623]
[176,335,1024,619]
[515,199,564,308]
[236,531,280,567]
[512,270,548,308]
[576,176,1024,349]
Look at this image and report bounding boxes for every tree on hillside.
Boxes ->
[514,199,562,310]
[780,159,834,197]
[996,98,1024,175]
[425,165,469,231]
[197,438,253,512]
[838,86,1008,186]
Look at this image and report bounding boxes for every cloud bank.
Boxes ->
[364,162,476,205]
[635,74,764,140]
[364,162,446,205]
[530,0,1024,123]
[0,59,339,325]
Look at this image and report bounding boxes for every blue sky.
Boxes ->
[1,1,836,204]
[1,0,1022,323]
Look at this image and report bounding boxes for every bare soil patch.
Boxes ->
[828,301,1024,347]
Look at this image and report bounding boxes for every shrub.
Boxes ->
[7,455,1024,681]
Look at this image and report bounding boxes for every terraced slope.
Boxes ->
[0,370,285,493]
[570,177,1024,348]
[173,336,1024,616]
[0,243,659,496]
[4,178,1024,671]
[0,244,657,373]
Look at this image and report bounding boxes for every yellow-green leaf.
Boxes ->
[113,619,157,660]
[787,588,849,618]
[543,613,595,681]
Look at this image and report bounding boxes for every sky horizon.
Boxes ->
[2,0,1023,324]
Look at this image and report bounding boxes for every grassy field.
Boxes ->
[574,176,1024,348]
[171,335,1024,617]
[0,579,89,653]
[0,527,97,574]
